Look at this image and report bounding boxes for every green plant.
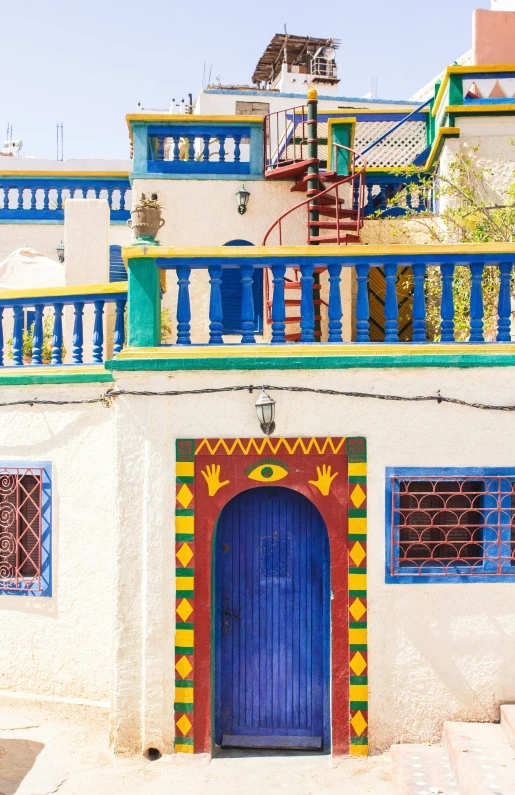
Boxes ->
[7,314,65,362]
[372,146,515,340]
[133,192,163,211]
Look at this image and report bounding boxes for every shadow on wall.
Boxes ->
[0,738,44,795]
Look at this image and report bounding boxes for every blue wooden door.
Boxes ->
[214,487,330,750]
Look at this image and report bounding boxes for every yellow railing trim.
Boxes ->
[0,171,130,179]
[432,64,515,118]
[0,282,127,301]
[425,126,460,171]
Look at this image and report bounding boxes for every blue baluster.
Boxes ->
[107,187,113,212]
[43,187,50,211]
[120,189,126,212]
[176,266,191,344]
[208,266,224,344]
[384,262,399,342]
[469,262,484,342]
[92,300,105,362]
[218,134,226,162]
[187,137,194,161]
[12,306,24,366]
[94,186,100,199]
[240,264,256,344]
[2,187,8,210]
[56,187,63,211]
[355,263,371,342]
[411,262,426,342]
[299,263,315,343]
[379,186,387,212]
[82,186,89,199]
[405,183,413,210]
[157,136,165,160]
[17,187,23,210]
[497,262,512,342]
[327,262,343,343]
[32,305,44,364]
[113,299,126,356]
[51,304,63,365]
[271,264,286,344]
[233,134,242,163]
[72,302,84,363]
[440,263,455,342]
[0,308,4,366]
[173,135,181,161]
[202,135,210,162]
[30,187,36,210]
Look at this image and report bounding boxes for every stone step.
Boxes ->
[442,721,515,795]
[391,743,459,794]
[501,705,515,750]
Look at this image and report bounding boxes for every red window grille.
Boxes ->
[0,467,43,592]
[391,476,515,577]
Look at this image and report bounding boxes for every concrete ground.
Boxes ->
[0,697,392,795]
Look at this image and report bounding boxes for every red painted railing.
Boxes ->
[262,144,367,246]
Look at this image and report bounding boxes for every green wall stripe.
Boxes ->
[174,703,194,712]
[175,645,194,654]
[348,534,367,541]
[350,737,369,746]
[176,567,194,576]
[349,621,367,629]
[176,622,194,630]
[176,533,195,542]
[350,676,368,685]
[176,476,194,484]
[350,644,368,652]
[350,701,369,711]
[348,509,367,518]
[174,736,194,745]
[349,590,367,598]
[176,590,194,598]
[0,372,115,385]
[349,476,367,483]
[175,509,194,517]
[176,679,194,688]
[349,567,367,574]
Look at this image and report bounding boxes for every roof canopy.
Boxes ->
[252,33,340,85]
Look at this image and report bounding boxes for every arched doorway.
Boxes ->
[213,486,330,751]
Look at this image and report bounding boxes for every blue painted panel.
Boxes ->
[109,245,126,283]
[214,487,330,749]
[147,125,252,137]
[146,161,250,175]
[221,241,262,336]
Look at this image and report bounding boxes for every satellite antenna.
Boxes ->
[323,47,336,60]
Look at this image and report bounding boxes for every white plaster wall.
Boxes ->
[0,158,131,172]
[195,90,416,116]
[108,365,515,754]
[0,385,115,704]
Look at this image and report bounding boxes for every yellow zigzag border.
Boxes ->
[196,437,347,456]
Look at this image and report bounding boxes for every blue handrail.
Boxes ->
[361,98,432,157]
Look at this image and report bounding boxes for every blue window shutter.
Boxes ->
[221,240,263,335]
[109,245,126,282]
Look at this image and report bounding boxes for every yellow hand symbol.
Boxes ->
[309,464,338,496]
[201,464,230,497]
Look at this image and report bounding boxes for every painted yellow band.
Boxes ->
[349,518,367,535]
[175,629,194,647]
[175,744,194,753]
[349,574,367,591]
[350,685,368,701]
[0,364,109,378]
[448,104,515,114]
[433,64,515,118]
[319,108,427,116]
[176,516,194,535]
[123,241,515,263]
[0,282,127,301]
[176,577,194,591]
[126,113,263,139]
[349,628,367,645]
[426,127,460,171]
[176,462,195,478]
[349,463,367,477]
[175,687,194,703]
[350,745,369,757]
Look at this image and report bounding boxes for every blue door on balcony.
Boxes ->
[221,240,263,334]
[214,487,330,750]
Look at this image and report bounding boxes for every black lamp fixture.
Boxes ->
[56,241,65,263]
[255,389,276,435]
[236,184,250,215]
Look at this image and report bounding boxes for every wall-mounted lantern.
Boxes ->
[255,389,276,435]
[236,184,250,215]
[56,241,65,263]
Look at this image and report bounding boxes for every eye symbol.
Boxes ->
[248,464,289,483]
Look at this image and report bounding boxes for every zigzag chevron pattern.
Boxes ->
[196,437,347,456]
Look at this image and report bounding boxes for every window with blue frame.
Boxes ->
[0,463,51,596]
[386,468,515,582]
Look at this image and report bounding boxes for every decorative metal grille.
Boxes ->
[391,476,515,576]
[0,467,43,592]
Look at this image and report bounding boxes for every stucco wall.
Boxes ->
[107,365,515,754]
[0,385,115,704]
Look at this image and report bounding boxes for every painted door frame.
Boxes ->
[173,436,368,757]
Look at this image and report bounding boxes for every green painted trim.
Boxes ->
[350,676,368,685]
[175,645,194,654]
[176,590,195,598]
[176,621,194,630]
[350,737,369,746]
[350,701,369,710]
[349,590,367,598]
[349,567,367,574]
[349,510,367,519]
[348,534,368,541]
[174,702,194,712]
[176,679,194,688]
[350,644,368,652]
[175,736,194,745]
[177,567,194,576]
[106,353,515,372]
[349,475,367,483]
[175,509,194,517]
[449,74,463,106]
[349,621,367,628]
[0,371,114,385]
[127,257,160,347]
[176,533,195,542]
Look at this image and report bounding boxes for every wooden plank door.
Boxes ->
[214,486,330,750]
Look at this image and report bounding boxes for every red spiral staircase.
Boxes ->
[261,102,367,339]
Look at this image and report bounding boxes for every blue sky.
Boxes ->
[2,0,489,161]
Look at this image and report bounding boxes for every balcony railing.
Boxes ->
[121,244,515,348]
[360,175,433,217]
[0,283,127,367]
[0,175,131,222]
